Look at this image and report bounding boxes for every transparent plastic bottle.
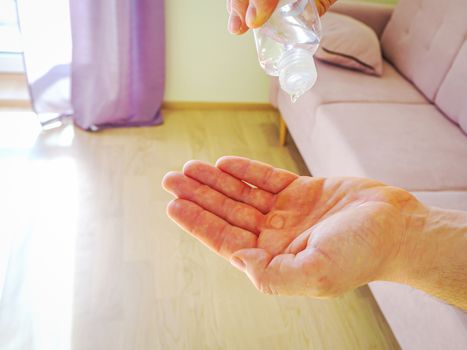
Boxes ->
[253,0,322,102]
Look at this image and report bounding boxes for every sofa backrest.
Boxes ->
[435,42,467,133]
[381,0,467,102]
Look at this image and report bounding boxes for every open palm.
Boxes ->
[163,157,416,297]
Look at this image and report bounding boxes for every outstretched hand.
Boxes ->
[227,0,337,34]
[162,157,421,297]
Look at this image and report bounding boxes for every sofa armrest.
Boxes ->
[329,1,395,38]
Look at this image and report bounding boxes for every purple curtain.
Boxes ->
[18,0,165,130]
[70,0,165,130]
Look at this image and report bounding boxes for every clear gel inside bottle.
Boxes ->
[253,0,321,102]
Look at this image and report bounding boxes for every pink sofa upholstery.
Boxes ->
[270,0,467,349]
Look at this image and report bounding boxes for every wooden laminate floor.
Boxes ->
[0,108,400,350]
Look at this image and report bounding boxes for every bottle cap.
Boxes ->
[279,48,317,103]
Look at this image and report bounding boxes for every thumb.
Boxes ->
[246,0,280,29]
[315,0,337,16]
[230,248,274,293]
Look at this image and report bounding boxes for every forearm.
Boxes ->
[396,206,467,309]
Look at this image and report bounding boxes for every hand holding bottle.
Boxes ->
[228,0,337,34]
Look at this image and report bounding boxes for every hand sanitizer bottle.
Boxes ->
[253,0,322,102]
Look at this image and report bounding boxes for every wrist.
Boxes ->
[379,199,430,284]
[388,202,467,308]
[396,204,436,285]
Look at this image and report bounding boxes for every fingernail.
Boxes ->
[228,13,242,34]
[246,3,257,27]
[231,256,246,270]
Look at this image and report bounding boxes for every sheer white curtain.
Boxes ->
[17,0,73,125]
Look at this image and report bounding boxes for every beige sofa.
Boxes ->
[270,0,467,349]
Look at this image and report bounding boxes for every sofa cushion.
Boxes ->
[316,13,383,76]
[272,60,428,161]
[412,191,467,212]
[308,103,467,191]
[381,0,467,101]
[369,281,467,350]
[275,60,427,111]
[435,42,467,134]
[329,1,394,38]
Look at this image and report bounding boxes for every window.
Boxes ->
[0,0,23,72]
[0,0,22,53]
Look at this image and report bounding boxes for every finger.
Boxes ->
[284,229,312,254]
[315,0,337,16]
[246,0,280,29]
[183,160,276,214]
[232,247,328,296]
[229,0,249,34]
[162,171,264,234]
[168,199,257,259]
[231,248,297,295]
[230,248,274,292]
[216,156,298,194]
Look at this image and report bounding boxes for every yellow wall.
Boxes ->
[164,0,270,103]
